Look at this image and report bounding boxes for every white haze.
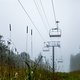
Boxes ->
[0,0,80,72]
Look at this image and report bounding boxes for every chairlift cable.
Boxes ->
[40,0,51,28]
[18,0,45,41]
[51,0,57,28]
[33,0,49,33]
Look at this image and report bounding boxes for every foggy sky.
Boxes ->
[0,0,80,72]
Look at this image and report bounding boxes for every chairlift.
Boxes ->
[49,28,61,37]
[43,42,49,52]
[43,46,49,52]
[58,60,63,63]
[57,42,60,47]
[58,58,63,63]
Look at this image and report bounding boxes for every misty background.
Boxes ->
[0,0,80,72]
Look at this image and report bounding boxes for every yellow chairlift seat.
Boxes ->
[49,28,61,37]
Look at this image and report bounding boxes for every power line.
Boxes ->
[33,0,49,32]
[40,0,51,28]
[18,0,45,41]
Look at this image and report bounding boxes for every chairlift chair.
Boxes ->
[58,60,63,63]
[49,28,61,37]
[58,58,63,63]
[43,42,49,52]
[43,47,49,52]
[57,42,60,47]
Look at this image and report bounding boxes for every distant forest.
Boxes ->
[70,53,80,72]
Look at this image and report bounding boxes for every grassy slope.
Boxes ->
[0,66,80,80]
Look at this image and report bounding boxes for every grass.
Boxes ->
[0,66,80,80]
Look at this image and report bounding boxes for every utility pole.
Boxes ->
[48,21,61,73]
[45,41,60,73]
[52,46,54,72]
[31,29,33,58]
[26,26,28,54]
[8,24,12,80]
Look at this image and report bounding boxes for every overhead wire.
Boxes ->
[18,0,45,41]
[39,0,53,41]
[51,0,57,27]
[33,0,49,33]
[40,0,51,28]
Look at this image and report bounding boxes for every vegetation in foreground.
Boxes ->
[0,35,80,80]
[0,66,80,80]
